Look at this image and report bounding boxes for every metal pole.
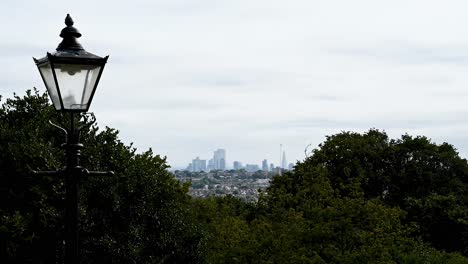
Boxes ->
[34,113,113,263]
[64,112,82,264]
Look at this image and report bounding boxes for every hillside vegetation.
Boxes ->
[1,90,467,263]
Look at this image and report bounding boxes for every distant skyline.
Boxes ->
[184,148,286,171]
[3,1,468,168]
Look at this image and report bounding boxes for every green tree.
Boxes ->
[195,130,468,263]
[303,129,468,254]
[0,90,203,263]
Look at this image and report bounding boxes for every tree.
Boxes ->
[195,129,468,263]
[0,90,203,263]
[3,91,467,263]
[293,129,468,254]
[264,167,418,263]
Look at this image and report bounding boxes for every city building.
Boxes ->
[276,166,282,174]
[185,148,295,173]
[192,157,206,171]
[262,159,268,171]
[233,161,243,170]
[281,150,287,169]
[213,149,226,170]
[207,159,214,170]
[269,163,275,172]
[245,164,260,172]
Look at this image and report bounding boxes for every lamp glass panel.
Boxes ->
[53,64,102,110]
[38,62,61,110]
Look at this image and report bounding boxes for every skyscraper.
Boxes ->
[279,144,283,175]
[192,156,206,171]
[281,150,287,169]
[245,164,260,172]
[207,159,214,170]
[233,161,243,170]
[213,149,226,170]
[262,159,269,171]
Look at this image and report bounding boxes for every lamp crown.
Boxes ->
[57,14,84,51]
[65,14,74,27]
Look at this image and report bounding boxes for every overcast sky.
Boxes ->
[2,0,468,168]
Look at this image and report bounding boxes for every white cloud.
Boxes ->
[2,0,468,167]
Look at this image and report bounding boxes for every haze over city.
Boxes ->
[3,0,468,168]
[184,147,292,171]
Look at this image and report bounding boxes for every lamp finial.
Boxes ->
[57,14,83,51]
[65,14,74,27]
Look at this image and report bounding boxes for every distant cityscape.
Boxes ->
[173,147,295,201]
[185,148,294,173]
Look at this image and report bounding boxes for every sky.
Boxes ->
[2,0,468,169]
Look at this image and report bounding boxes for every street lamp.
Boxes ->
[33,14,112,264]
[34,14,108,112]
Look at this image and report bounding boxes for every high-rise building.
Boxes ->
[192,156,206,171]
[281,150,287,169]
[269,163,275,172]
[233,161,243,170]
[186,163,193,171]
[245,164,260,172]
[262,159,268,171]
[213,149,226,170]
[207,159,214,170]
[220,158,225,170]
[288,163,294,171]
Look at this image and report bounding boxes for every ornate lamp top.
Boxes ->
[57,14,84,51]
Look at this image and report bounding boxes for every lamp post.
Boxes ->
[33,14,112,264]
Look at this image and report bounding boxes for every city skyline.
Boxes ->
[184,147,293,171]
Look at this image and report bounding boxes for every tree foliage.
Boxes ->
[0,90,203,263]
[303,130,468,254]
[1,91,467,263]
[194,130,468,263]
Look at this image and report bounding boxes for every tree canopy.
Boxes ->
[300,130,468,254]
[194,130,468,263]
[0,90,204,263]
[1,90,467,263]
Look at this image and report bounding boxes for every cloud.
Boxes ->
[330,44,468,65]
[275,112,468,131]
[4,0,468,167]
[0,43,43,58]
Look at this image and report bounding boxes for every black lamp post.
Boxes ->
[33,14,112,264]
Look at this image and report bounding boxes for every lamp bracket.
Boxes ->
[32,168,64,177]
[82,169,115,177]
[49,120,68,142]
